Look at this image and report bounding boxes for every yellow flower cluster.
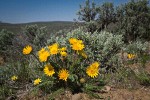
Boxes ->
[23,37,101,86]
[48,43,59,55]
[34,78,41,85]
[127,53,136,59]
[32,63,69,85]
[11,75,18,81]
[43,64,69,81]
[86,62,100,78]
[69,38,84,51]
[59,47,67,57]
[23,45,32,55]
[37,43,68,62]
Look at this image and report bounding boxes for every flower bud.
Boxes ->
[80,78,86,83]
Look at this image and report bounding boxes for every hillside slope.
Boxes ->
[0,21,78,34]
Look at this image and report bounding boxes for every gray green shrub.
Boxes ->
[0,29,14,54]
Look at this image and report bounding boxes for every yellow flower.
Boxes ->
[69,38,85,51]
[127,54,136,59]
[69,38,78,44]
[43,64,55,76]
[59,47,67,52]
[71,43,84,51]
[86,62,100,78]
[23,45,32,55]
[60,51,67,57]
[11,75,18,81]
[86,66,99,78]
[91,62,100,69]
[58,69,69,81]
[48,43,59,55]
[38,48,50,62]
[59,47,67,57]
[34,78,41,85]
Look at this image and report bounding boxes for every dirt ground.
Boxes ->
[66,87,150,100]
[145,62,150,74]
[14,86,150,100]
[100,87,150,100]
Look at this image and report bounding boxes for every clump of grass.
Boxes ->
[105,67,138,89]
[0,61,34,99]
[136,71,150,86]
[0,85,14,100]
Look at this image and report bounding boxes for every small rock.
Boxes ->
[101,86,111,93]
[0,56,4,65]
[71,93,81,100]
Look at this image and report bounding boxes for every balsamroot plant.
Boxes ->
[21,29,124,98]
[22,36,103,98]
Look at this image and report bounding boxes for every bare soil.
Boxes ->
[11,86,150,100]
[101,87,150,100]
